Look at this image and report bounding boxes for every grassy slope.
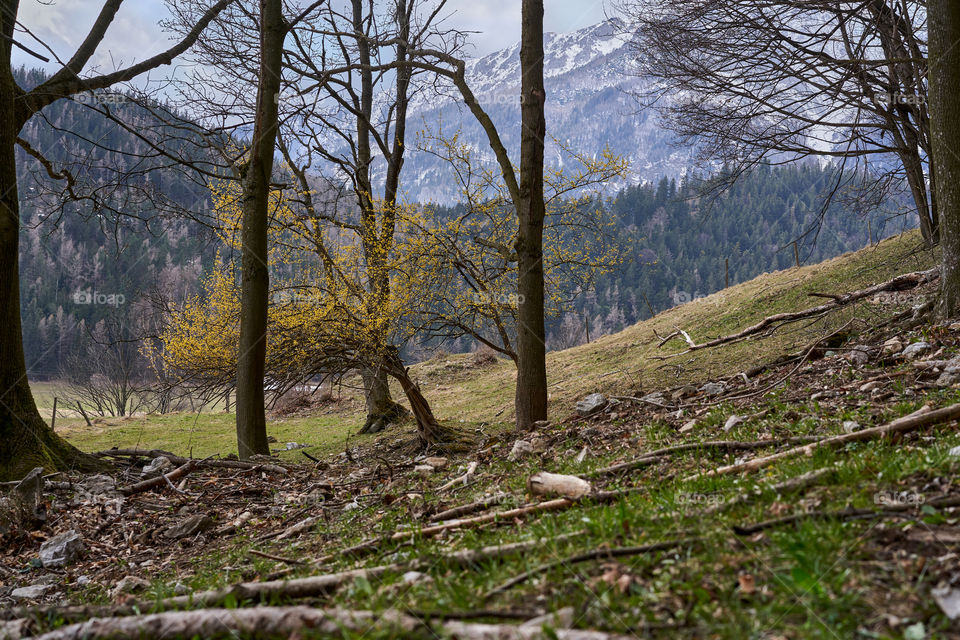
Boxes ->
[32,228,960,638]
[46,229,935,460]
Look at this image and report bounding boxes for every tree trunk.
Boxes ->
[359,365,409,434]
[0,55,98,481]
[382,351,463,448]
[514,0,548,429]
[929,0,960,317]
[235,0,285,459]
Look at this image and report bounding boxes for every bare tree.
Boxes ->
[280,0,463,434]
[0,0,234,481]
[929,1,960,315]
[619,0,935,245]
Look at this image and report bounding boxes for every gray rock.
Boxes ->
[80,475,118,496]
[575,393,607,417]
[882,337,904,355]
[140,456,172,478]
[39,530,84,568]
[112,575,150,595]
[845,346,871,366]
[163,514,214,540]
[699,382,726,396]
[932,586,960,620]
[679,420,697,433]
[76,575,93,587]
[640,392,666,406]
[723,415,744,432]
[901,341,930,359]
[507,440,534,461]
[11,584,53,600]
[948,445,960,459]
[842,421,862,434]
[937,372,960,387]
[173,581,190,596]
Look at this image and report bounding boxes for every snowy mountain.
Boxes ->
[400,19,693,204]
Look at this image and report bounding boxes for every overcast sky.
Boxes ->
[11,1,611,72]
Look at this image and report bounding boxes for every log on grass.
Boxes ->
[25,606,632,640]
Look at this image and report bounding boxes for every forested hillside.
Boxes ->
[17,74,915,370]
[15,67,218,379]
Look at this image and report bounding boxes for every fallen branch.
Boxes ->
[685,403,960,482]
[585,437,823,478]
[248,549,307,565]
[659,268,937,354]
[97,449,290,475]
[320,490,635,563]
[1,532,587,625]
[484,537,701,599]
[22,606,632,640]
[428,492,510,522]
[698,467,837,517]
[437,461,479,492]
[732,494,960,536]
[118,460,196,497]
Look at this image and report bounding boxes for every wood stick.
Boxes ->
[659,268,937,353]
[586,437,823,478]
[23,606,632,640]
[118,460,196,497]
[322,490,633,564]
[428,492,511,522]
[684,403,955,482]
[732,495,960,536]
[97,448,289,475]
[484,537,701,598]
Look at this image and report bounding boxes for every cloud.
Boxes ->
[13,0,171,72]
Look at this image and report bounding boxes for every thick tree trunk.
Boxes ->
[929,0,960,317]
[236,0,285,459]
[0,54,97,481]
[359,365,409,434]
[514,0,548,429]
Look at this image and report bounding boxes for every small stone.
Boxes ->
[699,382,725,396]
[723,415,744,432]
[575,393,607,417]
[342,500,360,511]
[173,582,190,596]
[141,457,173,478]
[901,341,930,359]
[414,465,434,475]
[11,584,53,600]
[932,586,960,620]
[882,337,904,355]
[39,530,84,568]
[859,381,882,392]
[507,440,534,461]
[401,570,433,584]
[112,575,150,596]
[948,445,960,458]
[842,421,862,434]
[423,457,448,470]
[679,419,697,433]
[845,346,870,366]
[163,514,214,540]
[937,373,959,387]
[76,576,93,587]
[640,392,666,406]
